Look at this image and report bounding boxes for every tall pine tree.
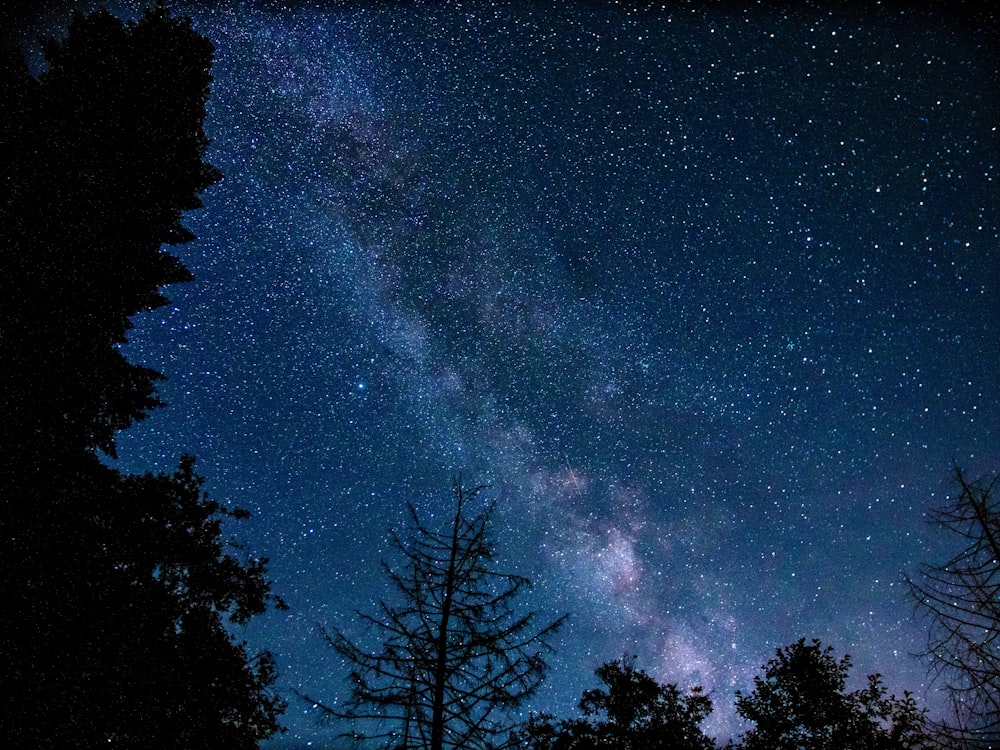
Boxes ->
[1,7,284,748]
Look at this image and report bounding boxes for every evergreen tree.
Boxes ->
[1,5,220,458]
[1,7,283,747]
[304,479,567,750]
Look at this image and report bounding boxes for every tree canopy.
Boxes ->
[735,638,931,750]
[1,5,220,459]
[521,657,716,750]
[1,7,283,747]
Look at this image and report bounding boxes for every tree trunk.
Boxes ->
[431,494,464,750]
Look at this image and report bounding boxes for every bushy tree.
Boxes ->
[1,7,284,747]
[12,455,285,748]
[735,638,931,750]
[304,479,567,750]
[521,657,716,750]
[908,466,1000,748]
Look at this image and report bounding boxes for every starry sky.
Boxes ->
[22,0,999,745]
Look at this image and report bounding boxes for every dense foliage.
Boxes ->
[1,7,283,748]
[735,638,931,750]
[521,657,715,750]
[519,643,935,750]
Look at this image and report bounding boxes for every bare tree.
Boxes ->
[304,478,567,750]
[909,466,1000,748]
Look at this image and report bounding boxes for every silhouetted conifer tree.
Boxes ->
[304,479,567,750]
[1,6,283,748]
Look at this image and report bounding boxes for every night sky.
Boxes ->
[25,1,998,745]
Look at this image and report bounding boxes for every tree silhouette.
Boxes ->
[735,638,931,750]
[10,455,285,748]
[1,6,283,747]
[520,657,716,750]
[908,466,1000,748]
[304,479,567,750]
[1,5,220,459]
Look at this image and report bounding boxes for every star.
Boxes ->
[62,1,998,745]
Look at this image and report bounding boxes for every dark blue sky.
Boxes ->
[44,0,997,744]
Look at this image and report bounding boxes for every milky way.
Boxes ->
[47,0,998,744]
